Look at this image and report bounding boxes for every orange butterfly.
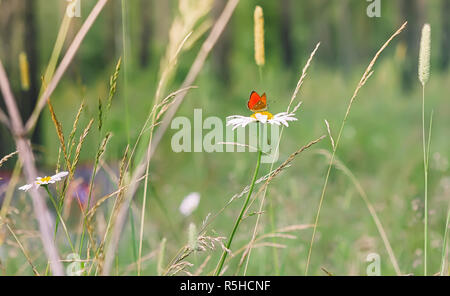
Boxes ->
[247,91,267,112]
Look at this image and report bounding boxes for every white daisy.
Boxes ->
[18,171,69,192]
[226,111,298,130]
[179,192,200,216]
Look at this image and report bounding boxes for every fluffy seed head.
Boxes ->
[418,24,431,85]
[254,6,265,66]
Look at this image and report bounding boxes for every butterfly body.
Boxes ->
[247,91,267,112]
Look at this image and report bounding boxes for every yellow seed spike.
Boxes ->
[418,24,431,86]
[254,6,265,67]
[19,52,30,91]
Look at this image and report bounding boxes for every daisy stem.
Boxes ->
[44,185,75,253]
[215,126,262,276]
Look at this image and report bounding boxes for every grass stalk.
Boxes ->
[101,1,239,274]
[305,22,406,275]
[317,149,402,275]
[78,133,111,256]
[441,203,450,275]
[0,160,21,220]
[418,23,431,275]
[422,85,428,276]
[4,223,40,276]
[121,0,131,143]
[44,186,75,253]
[25,0,109,133]
[243,43,320,275]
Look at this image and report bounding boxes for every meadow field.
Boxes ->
[0,0,449,276]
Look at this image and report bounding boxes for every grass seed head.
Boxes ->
[418,23,431,86]
[19,52,30,91]
[254,6,265,66]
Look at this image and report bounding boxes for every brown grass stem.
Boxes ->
[25,0,109,133]
[0,60,64,275]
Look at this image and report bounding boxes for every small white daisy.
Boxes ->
[179,192,200,216]
[18,171,69,192]
[226,111,298,131]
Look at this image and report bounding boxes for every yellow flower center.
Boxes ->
[251,111,273,120]
[39,176,52,183]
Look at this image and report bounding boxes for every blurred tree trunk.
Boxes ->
[399,0,425,91]
[212,0,232,84]
[139,0,152,68]
[0,1,16,71]
[153,0,170,51]
[0,0,40,158]
[305,0,335,66]
[280,0,294,68]
[0,1,16,158]
[440,0,450,70]
[337,0,355,74]
[106,0,119,63]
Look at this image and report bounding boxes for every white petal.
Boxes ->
[179,192,201,216]
[52,171,69,181]
[268,119,281,126]
[18,184,33,191]
[270,112,298,127]
[278,119,289,126]
[226,115,256,130]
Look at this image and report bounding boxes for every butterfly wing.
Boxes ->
[248,91,267,112]
[248,91,260,110]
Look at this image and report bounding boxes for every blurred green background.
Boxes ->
[0,0,449,275]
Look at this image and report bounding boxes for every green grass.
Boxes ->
[1,0,449,277]
[8,60,440,275]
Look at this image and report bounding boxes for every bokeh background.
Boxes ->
[0,0,449,275]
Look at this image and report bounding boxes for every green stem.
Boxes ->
[305,99,350,275]
[258,66,263,86]
[78,159,99,256]
[121,0,131,143]
[422,85,428,276]
[440,203,450,275]
[129,206,138,274]
[269,197,279,274]
[215,143,262,276]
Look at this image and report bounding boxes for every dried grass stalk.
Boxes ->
[47,100,71,171]
[0,151,18,169]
